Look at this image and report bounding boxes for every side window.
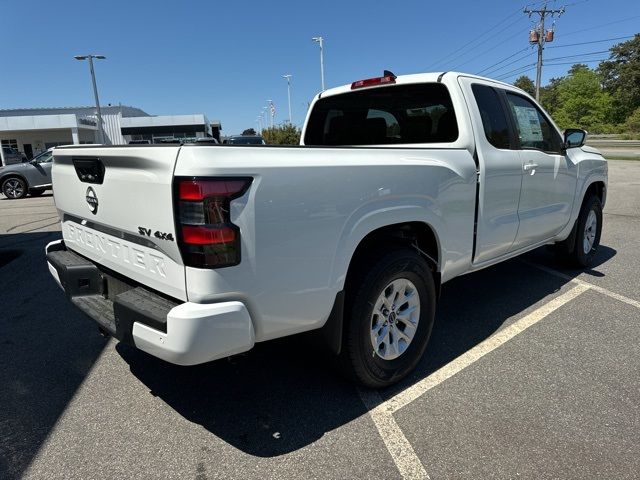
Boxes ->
[37,152,53,163]
[506,93,562,153]
[471,84,512,149]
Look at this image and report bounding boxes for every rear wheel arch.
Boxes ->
[322,222,441,356]
[345,222,441,290]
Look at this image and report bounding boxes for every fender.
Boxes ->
[555,163,607,242]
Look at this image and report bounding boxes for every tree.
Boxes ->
[625,107,640,133]
[598,34,640,123]
[551,64,614,132]
[242,128,257,136]
[262,123,301,145]
[513,76,535,96]
[539,76,563,116]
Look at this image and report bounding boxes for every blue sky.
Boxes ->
[0,0,638,135]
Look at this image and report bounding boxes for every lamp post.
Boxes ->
[266,100,274,129]
[74,54,106,144]
[312,36,325,91]
[282,74,292,124]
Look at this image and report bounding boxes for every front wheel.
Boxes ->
[340,248,436,388]
[2,177,27,199]
[571,195,603,267]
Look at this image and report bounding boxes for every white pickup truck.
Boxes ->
[46,72,607,387]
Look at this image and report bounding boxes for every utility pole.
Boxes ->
[524,3,565,101]
[267,100,274,129]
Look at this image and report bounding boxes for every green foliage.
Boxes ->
[539,77,563,116]
[551,65,614,132]
[625,107,640,133]
[262,123,301,145]
[598,34,640,123]
[513,76,535,96]
[242,128,257,135]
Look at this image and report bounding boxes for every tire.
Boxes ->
[29,188,45,197]
[1,177,27,199]
[340,248,436,388]
[569,195,603,267]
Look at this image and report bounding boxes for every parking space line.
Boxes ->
[359,389,430,480]
[520,260,640,310]
[360,283,589,479]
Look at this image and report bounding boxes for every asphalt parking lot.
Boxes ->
[1,161,639,480]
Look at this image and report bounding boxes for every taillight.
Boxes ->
[351,75,396,89]
[175,177,252,268]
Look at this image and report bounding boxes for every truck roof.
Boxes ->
[316,71,521,100]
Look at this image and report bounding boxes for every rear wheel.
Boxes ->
[2,177,27,199]
[340,248,436,388]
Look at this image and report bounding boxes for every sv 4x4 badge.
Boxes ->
[138,227,174,242]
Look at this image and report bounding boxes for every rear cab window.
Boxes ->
[471,84,513,150]
[304,84,459,146]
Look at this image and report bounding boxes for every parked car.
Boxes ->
[1,146,25,166]
[194,137,220,144]
[0,148,54,199]
[45,71,606,387]
[224,135,265,145]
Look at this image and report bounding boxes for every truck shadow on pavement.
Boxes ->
[0,232,109,480]
[119,245,616,458]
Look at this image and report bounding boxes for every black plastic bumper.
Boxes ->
[47,243,179,344]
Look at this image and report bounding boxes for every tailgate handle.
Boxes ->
[73,158,105,184]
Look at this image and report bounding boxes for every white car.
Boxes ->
[45,71,607,387]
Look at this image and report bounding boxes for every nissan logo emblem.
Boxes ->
[86,187,99,214]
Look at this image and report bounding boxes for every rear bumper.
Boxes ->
[45,239,255,365]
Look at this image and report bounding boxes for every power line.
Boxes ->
[547,35,635,49]
[544,49,610,61]
[545,58,608,66]
[477,47,531,75]
[496,66,537,81]
[450,24,529,71]
[425,6,524,70]
[482,50,537,76]
[560,15,640,38]
[495,62,537,79]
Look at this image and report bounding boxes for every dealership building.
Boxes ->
[0,105,221,159]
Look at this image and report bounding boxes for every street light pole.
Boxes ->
[267,100,274,129]
[282,75,292,124]
[74,54,106,144]
[312,37,325,91]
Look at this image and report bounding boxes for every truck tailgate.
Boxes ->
[52,146,187,301]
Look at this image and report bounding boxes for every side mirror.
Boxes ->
[563,128,587,150]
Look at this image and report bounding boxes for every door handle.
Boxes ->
[523,163,538,172]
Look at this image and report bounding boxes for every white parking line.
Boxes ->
[520,259,640,310]
[359,388,430,480]
[361,283,590,479]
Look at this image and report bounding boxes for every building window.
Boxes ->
[1,139,18,150]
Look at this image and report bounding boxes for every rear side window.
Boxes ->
[471,84,512,149]
[304,84,458,145]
